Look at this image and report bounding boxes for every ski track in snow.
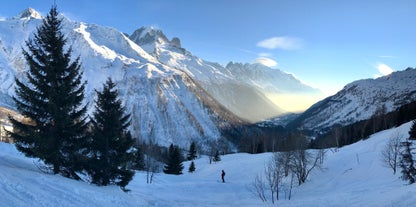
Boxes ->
[0,122,415,206]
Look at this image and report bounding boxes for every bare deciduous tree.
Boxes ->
[204,140,218,164]
[278,151,293,177]
[290,149,322,185]
[317,149,327,165]
[249,174,267,202]
[145,155,160,184]
[381,131,403,175]
[264,153,285,204]
[143,140,162,184]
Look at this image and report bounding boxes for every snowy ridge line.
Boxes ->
[290,68,416,131]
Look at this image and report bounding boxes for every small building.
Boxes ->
[0,107,20,143]
[0,121,13,143]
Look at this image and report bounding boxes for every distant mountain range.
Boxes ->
[1,8,414,148]
[129,26,323,122]
[0,8,322,148]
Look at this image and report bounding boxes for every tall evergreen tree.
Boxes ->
[163,144,184,175]
[87,78,135,189]
[213,150,221,162]
[8,6,88,179]
[187,141,197,161]
[409,120,416,140]
[399,139,416,184]
[188,161,196,173]
[133,145,145,171]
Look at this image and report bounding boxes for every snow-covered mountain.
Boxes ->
[0,8,325,148]
[129,26,324,122]
[289,67,416,131]
[0,8,228,147]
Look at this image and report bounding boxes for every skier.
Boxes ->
[221,170,225,183]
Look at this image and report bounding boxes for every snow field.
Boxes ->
[0,121,415,206]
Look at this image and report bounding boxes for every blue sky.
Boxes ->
[0,0,415,95]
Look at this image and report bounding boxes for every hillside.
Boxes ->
[288,68,416,131]
[0,121,414,206]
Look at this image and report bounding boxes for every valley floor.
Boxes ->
[0,122,415,206]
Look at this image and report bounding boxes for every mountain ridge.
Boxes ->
[3,8,399,149]
[288,67,416,131]
[130,26,323,122]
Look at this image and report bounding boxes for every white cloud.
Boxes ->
[258,52,272,57]
[377,63,394,76]
[255,57,278,67]
[257,36,303,50]
[379,55,397,59]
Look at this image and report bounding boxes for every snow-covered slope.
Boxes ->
[0,8,223,147]
[130,27,324,122]
[0,121,414,206]
[290,68,416,131]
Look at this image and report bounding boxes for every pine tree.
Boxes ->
[8,6,88,179]
[87,78,135,189]
[188,161,196,173]
[163,144,184,175]
[133,146,145,171]
[213,150,221,162]
[187,141,197,161]
[409,120,416,140]
[399,139,416,184]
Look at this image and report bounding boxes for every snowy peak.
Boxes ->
[130,26,169,45]
[12,8,42,20]
[129,26,182,54]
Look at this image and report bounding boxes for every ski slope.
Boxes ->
[0,122,415,206]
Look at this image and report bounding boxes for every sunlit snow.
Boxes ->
[0,122,414,206]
